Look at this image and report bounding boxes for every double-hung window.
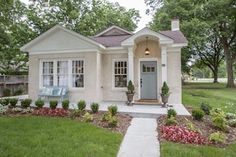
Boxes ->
[114,60,127,88]
[72,60,84,88]
[57,61,68,86]
[42,61,54,86]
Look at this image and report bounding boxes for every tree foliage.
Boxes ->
[0,0,140,75]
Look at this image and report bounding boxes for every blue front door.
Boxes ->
[140,61,157,99]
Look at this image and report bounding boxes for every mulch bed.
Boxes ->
[2,107,132,135]
[157,115,236,147]
[75,111,132,135]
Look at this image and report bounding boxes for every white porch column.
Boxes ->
[161,46,167,83]
[128,47,134,82]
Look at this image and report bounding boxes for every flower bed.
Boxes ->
[32,108,68,117]
[161,125,209,145]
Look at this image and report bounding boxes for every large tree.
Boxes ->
[27,0,140,36]
[199,0,236,87]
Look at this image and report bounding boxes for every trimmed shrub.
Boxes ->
[209,132,226,143]
[3,88,11,97]
[35,99,44,108]
[108,105,118,116]
[192,109,204,120]
[21,99,32,108]
[161,81,169,95]
[49,100,58,109]
[167,109,177,118]
[83,112,93,122]
[9,98,18,107]
[200,102,212,115]
[62,100,69,110]
[90,103,99,113]
[127,80,135,94]
[108,116,118,127]
[77,100,86,111]
[165,116,177,126]
[0,99,8,106]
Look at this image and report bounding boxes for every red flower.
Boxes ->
[161,126,209,145]
[32,108,68,117]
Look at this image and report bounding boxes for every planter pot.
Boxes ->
[161,94,170,107]
[126,93,134,106]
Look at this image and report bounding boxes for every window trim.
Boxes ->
[112,58,128,91]
[39,59,85,90]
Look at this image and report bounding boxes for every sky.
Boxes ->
[20,0,152,31]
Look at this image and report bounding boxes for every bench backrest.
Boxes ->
[40,86,68,96]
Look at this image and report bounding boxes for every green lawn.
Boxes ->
[183,82,236,113]
[0,116,122,157]
[161,82,236,157]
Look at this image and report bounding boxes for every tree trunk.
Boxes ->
[225,56,235,88]
[213,69,218,83]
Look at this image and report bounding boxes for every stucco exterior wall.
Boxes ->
[167,51,182,104]
[28,52,101,102]
[102,53,128,101]
[133,40,161,100]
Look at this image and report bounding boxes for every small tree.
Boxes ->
[161,81,169,96]
[127,80,135,94]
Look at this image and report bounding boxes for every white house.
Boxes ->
[21,19,187,104]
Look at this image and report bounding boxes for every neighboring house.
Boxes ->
[21,19,187,104]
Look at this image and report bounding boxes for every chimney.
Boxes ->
[171,18,179,31]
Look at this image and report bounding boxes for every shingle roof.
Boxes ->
[159,30,188,43]
[91,35,131,47]
[90,27,187,47]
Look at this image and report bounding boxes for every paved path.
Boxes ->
[117,118,160,157]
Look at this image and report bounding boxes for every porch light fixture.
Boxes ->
[145,37,150,55]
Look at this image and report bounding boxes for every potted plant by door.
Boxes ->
[161,81,170,107]
[126,80,135,106]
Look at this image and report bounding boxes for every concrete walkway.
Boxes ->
[117,118,160,157]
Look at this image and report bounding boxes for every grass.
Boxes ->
[161,82,236,157]
[161,142,236,157]
[183,82,236,113]
[0,116,122,157]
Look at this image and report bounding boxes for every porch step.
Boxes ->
[120,111,161,118]
[133,100,162,106]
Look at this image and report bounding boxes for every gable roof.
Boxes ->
[21,25,105,52]
[159,30,187,43]
[94,25,133,37]
[91,35,131,47]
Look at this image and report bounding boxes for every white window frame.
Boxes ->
[39,59,85,90]
[71,59,85,89]
[112,58,128,90]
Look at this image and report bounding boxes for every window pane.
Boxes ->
[115,75,127,87]
[73,74,84,87]
[42,61,53,87]
[72,60,84,88]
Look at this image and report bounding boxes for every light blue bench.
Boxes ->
[38,86,69,102]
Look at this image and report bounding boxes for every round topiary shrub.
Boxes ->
[21,99,32,108]
[77,100,86,111]
[62,100,69,110]
[35,99,45,108]
[108,105,118,116]
[167,109,177,118]
[192,109,204,120]
[9,98,18,107]
[49,100,58,109]
[90,103,99,113]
